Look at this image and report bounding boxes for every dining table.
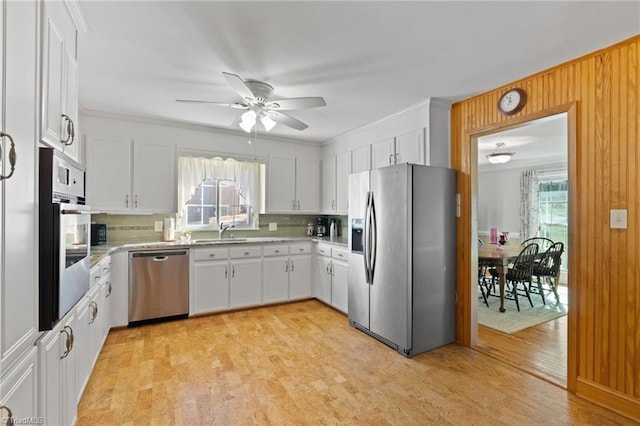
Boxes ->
[478,244,524,312]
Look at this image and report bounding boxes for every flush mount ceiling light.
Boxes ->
[486,142,515,164]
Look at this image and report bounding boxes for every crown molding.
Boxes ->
[79,108,322,146]
[324,97,452,145]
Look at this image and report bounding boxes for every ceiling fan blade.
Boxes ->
[222,72,255,101]
[270,112,309,131]
[270,97,326,110]
[176,99,248,109]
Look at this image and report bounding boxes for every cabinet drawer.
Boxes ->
[230,246,262,259]
[192,247,229,262]
[315,243,332,257]
[290,242,312,255]
[332,247,349,261]
[263,244,289,257]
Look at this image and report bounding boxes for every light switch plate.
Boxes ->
[610,209,627,229]
[269,222,277,231]
[154,221,163,232]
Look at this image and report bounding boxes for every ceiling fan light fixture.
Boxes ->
[239,110,257,133]
[260,114,277,132]
[486,142,515,164]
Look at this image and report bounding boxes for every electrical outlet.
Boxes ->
[154,221,163,232]
[269,222,277,231]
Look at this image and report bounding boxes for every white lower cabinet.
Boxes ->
[262,243,313,303]
[314,243,349,313]
[289,246,312,300]
[0,347,38,426]
[38,311,77,426]
[190,247,230,315]
[230,246,263,309]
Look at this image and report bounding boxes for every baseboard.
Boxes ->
[576,378,640,422]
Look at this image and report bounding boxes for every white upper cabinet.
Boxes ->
[41,0,82,162]
[351,145,371,173]
[322,151,351,214]
[372,129,425,169]
[268,155,319,213]
[86,137,176,213]
[0,0,39,382]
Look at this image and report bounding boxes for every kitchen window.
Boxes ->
[177,155,264,230]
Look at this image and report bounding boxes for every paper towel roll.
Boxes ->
[163,217,175,241]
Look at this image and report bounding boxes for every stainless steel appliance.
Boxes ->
[129,250,189,324]
[39,148,91,331]
[91,223,107,245]
[348,163,456,357]
[316,217,328,237]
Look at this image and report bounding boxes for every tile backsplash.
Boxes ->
[91,213,347,244]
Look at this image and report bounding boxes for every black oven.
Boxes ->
[39,148,91,331]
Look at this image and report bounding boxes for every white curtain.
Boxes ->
[177,156,261,225]
[519,169,539,241]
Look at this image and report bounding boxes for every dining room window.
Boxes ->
[538,176,568,270]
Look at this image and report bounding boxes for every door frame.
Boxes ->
[462,102,578,392]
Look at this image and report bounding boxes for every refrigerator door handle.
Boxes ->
[369,192,377,284]
[364,191,372,284]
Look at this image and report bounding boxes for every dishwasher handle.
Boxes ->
[153,256,168,262]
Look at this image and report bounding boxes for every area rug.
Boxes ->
[478,298,568,334]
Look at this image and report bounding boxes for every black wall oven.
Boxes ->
[39,148,91,331]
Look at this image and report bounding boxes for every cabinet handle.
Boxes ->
[291,260,294,272]
[225,266,228,278]
[232,265,235,277]
[60,325,74,359]
[89,301,98,324]
[125,194,129,208]
[106,281,112,297]
[389,153,393,165]
[0,132,17,181]
[326,263,331,275]
[103,267,108,273]
[292,200,296,211]
[61,114,75,146]
[209,253,216,258]
[0,406,14,426]
[285,260,289,272]
[395,153,399,164]
[297,200,300,211]
[135,194,138,208]
[94,275,101,282]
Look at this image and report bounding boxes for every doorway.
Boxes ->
[472,112,569,388]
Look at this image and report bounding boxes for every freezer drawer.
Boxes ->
[129,250,189,323]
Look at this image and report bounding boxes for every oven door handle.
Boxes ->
[60,209,91,215]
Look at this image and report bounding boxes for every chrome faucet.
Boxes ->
[219,222,235,239]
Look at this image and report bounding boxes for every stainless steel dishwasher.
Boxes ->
[129,249,189,324]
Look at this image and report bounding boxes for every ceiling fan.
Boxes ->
[177,72,326,132]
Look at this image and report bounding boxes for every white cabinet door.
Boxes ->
[295,158,320,213]
[192,261,230,314]
[86,136,132,211]
[60,52,80,162]
[263,256,289,304]
[321,157,336,213]
[38,324,63,426]
[371,138,395,169]
[61,314,78,426]
[0,347,37,425]
[313,256,332,305]
[395,128,425,165]
[74,296,91,403]
[230,258,262,308]
[1,0,38,377]
[268,155,296,213]
[352,145,371,173]
[289,254,312,300]
[331,260,349,314]
[335,151,351,214]
[132,142,175,213]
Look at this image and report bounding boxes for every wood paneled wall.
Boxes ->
[451,35,640,421]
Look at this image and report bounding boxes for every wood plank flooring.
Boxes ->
[77,300,632,425]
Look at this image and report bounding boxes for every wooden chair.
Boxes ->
[521,237,554,252]
[529,242,564,305]
[504,242,539,311]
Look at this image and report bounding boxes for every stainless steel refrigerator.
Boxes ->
[348,163,456,357]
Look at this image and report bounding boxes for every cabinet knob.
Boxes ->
[209,254,216,258]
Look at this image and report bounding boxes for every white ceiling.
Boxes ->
[78,1,640,144]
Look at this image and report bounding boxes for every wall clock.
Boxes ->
[498,88,527,115]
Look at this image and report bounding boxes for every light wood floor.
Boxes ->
[77,300,632,425]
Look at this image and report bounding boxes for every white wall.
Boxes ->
[79,112,322,163]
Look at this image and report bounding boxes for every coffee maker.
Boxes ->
[316,217,328,237]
